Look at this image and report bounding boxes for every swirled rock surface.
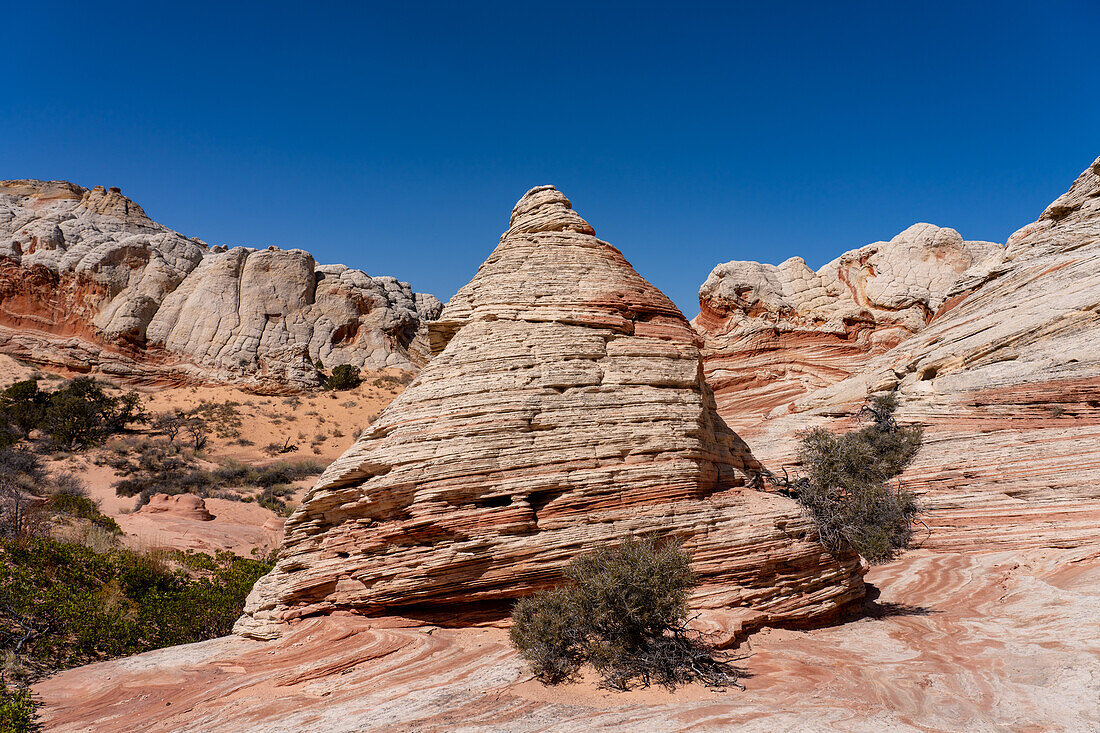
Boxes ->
[0,180,441,391]
[235,185,866,640]
[35,547,1100,732]
[694,156,1100,551]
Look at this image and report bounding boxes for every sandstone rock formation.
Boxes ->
[235,185,866,640]
[694,156,1100,551]
[0,180,442,391]
[137,494,215,521]
[694,223,1002,428]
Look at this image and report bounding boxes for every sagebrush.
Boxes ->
[510,537,743,691]
[771,392,924,564]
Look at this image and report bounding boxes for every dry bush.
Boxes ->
[510,537,743,691]
[769,392,924,564]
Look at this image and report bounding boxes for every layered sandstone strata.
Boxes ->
[694,157,1100,551]
[693,223,1002,429]
[236,185,866,640]
[0,180,441,391]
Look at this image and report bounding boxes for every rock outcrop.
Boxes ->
[0,180,442,391]
[235,185,866,640]
[694,223,1002,429]
[35,547,1100,732]
[694,156,1100,551]
[137,494,215,521]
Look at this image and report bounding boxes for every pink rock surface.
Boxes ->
[137,493,216,521]
[34,547,1100,732]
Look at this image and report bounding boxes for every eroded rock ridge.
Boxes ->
[0,180,442,391]
[694,156,1100,551]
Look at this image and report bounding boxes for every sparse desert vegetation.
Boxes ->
[0,362,406,728]
[768,392,924,564]
[511,537,744,691]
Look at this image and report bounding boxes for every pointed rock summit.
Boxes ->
[236,186,865,640]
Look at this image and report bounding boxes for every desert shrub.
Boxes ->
[0,679,36,732]
[114,453,322,511]
[325,364,361,391]
[510,537,743,691]
[255,485,294,516]
[41,378,146,450]
[45,491,121,536]
[153,411,186,444]
[771,392,924,564]
[0,381,49,438]
[0,537,273,678]
[188,402,242,439]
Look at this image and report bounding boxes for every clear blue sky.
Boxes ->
[3,2,1098,316]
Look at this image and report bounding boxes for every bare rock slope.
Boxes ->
[235,185,865,640]
[0,180,442,391]
[694,156,1100,551]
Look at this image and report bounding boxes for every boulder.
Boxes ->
[138,494,216,521]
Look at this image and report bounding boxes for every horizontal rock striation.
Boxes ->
[0,180,441,391]
[236,185,866,640]
[694,156,1100,552]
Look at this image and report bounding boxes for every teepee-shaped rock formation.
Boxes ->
[236,186,865,640]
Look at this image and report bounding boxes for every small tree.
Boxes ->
[0,380,49,437]
[325,364,361,391]
[41,378,145,450]
[154,411,186,444]
[183,416,209,451]
[0,449,48,540]
[769,392,924,564]
[510,537,743,691]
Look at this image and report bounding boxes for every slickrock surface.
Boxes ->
[0,180,441,391]
[694,157,1100,551]
[35,546,1100,732]
[235,185,865,640]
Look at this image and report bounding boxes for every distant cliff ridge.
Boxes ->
[0,180,442,391]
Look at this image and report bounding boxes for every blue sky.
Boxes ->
[3,1,1098,315]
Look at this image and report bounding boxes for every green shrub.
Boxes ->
[773,392,924,564]
[0,537,273,675]
[510,537,742,691]
[45,492,122,536]
[0,679,36,733]
[325,364,361,391]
